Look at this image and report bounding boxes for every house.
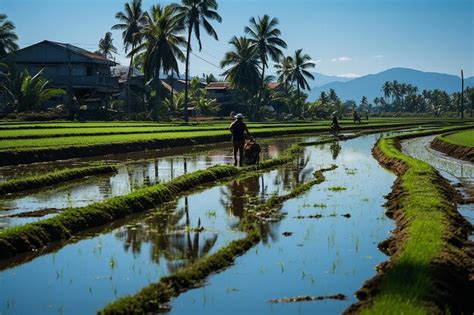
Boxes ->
[4,40,119,108]
[205,81,285,115]
[205,82,239,114]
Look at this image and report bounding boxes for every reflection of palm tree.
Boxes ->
[114,197,218,269]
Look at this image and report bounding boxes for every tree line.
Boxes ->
[0,5,471,120]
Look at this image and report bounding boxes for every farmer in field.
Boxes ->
[230,113,252,166]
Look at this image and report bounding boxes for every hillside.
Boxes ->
[309,67,474,101]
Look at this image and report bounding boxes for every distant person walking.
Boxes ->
[230,113,252,166]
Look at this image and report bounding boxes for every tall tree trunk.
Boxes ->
[127,48,134,113]
[460,69,464,119]
[259,62,266,109]
[154,65,161,121]
[170,71,175,113]
[183,24,193,123]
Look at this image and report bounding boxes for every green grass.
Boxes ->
[0,165,117,195]
[438,129,474,147]
[0,120,451,151]
[360,129,470,314]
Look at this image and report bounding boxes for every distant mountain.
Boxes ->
[309,67,474,102]
[311,72,355,87]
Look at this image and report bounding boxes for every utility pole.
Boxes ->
[460,69,464,119]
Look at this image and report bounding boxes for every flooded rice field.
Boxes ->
[0,132,428,314]
[0,156,308,314]
[166,134,396,315]
[0,136,318,230]
[402,135,474,238]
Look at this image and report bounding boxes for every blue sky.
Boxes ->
[2,0,473,79]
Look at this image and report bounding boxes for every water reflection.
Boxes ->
[0,138,302,229]
[0,144,310,314]
[330,142,342,160]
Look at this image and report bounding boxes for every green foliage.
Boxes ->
[0,14,18,56]
[97,32,118,59]
[1,68,65,111]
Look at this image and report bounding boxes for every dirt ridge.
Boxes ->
[344,138,474,314]
[430,136,474,163]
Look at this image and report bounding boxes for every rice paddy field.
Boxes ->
[439,129,474,147]
[0,118,472,315]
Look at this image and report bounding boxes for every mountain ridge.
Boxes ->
[308,67,473,101]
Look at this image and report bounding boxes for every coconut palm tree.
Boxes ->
[133,4,186,119]
[0,14,18,56]
[221,36,260,94]
[288,49,315,97]
[112,0,147,112]
[97,32,118,59]
[175,0,222,122]
[274,55,294,95]
[244,14,286,99]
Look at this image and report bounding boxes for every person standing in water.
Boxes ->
[229,113,252,166]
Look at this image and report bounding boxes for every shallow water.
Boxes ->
[0,147,310,314]
[167,135,396,315]
[402,135,474,239]
[0,136,315,229]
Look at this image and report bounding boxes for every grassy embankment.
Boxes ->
[98,165,337,314]
[347,126,473,314]
[0,165,117,195]
[0,119,462,166]
[439,129,474,147]
[0,144,304,260]
[431,129,474,162]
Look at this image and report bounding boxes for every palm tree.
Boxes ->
[97,32,118,59]
[175,0,222,122]
[244,14,287,99]
[221,36,260,95]
[274,55,294,95]
[112,0,146,112]
[134,4,186,119]
[289,49,315,97]
[204,73,217,84]
[0,14,18,56]
[221,36,261,118]
[382,81,391,104]
[1,69,65,111]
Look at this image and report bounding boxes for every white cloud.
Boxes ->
[331,56,352,62]
[336,73,361,78]
[313,58,322,64]
[373,54,384,59]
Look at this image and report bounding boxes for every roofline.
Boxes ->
[14,40,118,65]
